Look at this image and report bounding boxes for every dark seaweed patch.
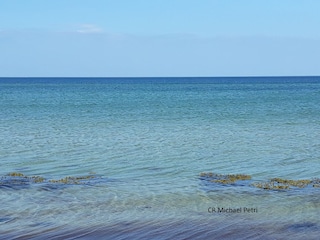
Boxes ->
[199,172,252,188]
[252,178,318,190]
[199,172,320,191]
[0,172,107,190]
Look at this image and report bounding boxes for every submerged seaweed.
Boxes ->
[251,182,290,190]
[49,175,96,184]
[199,172,320,191]
[7,172,25,177]
[200,172,252,185]
[253,178,319,191]
[0,172,104,190]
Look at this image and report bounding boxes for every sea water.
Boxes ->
[0,77,320,239]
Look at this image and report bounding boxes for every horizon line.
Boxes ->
[1,75,320,79]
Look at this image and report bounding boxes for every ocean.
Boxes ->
[0,77,320,239]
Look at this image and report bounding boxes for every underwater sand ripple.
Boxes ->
[2,219,319,240]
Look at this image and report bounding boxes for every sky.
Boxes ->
[0,0,320,77]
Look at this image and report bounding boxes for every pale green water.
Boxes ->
[1,77,320,239]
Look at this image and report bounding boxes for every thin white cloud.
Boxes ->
[76,24,103,34]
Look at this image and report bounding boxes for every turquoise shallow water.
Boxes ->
[1,77,320,239]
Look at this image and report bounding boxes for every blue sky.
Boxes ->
[1,0,320,77]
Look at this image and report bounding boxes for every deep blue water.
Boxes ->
[0,77,320,239]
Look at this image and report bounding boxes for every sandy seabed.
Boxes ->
[2,218,319,240]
